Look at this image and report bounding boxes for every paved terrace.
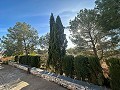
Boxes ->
[0,64,66,90]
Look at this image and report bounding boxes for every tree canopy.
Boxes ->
[1,22,39,56]
[95,0,120,50]
[39,33,49,50]
[95,0,120,31]
[70,9,104,58]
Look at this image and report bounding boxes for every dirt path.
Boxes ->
[0,64,67,90]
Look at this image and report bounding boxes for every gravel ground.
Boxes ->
[0,64,67,90]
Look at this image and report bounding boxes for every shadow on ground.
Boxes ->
[0,64,66,90]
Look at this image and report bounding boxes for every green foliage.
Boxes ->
[19,56,27,65]
[87,56,104,85]
[107,58,120,90]
[67,48,79,55]
[52,23,61,73]
[19,55,40,68]
[30,56,41,67]
[69,9,104,57]
[74,55,89,81]
[56,16,67,57]
[39,33,49,50]
[47,13,56,68]
[2,61,8,65]
[95,0,120,50]
[37,49,48,69]
[74,55,104,85]
[1,36,16,56]
[47,14,67,74]
[14,56,19,62]
[95,0,120,31]
[1,22,39,56]
[62,55,74,78]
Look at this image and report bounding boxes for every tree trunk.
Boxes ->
[88,31,98,57]
[23,38,28,55]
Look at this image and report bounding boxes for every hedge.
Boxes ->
[62,55,74,78]
[87,56,104,85]
[74,55,104,85]
[107,58,120,90]
[74,55,89,81]
[14,56,19,62]
[18,55,40,68]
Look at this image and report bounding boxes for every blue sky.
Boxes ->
[0,0,95,48]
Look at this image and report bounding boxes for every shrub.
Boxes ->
[19,56,28,65]
[2,61,8,65]
[87,56,104,85]
[30,56,41,68]
[19,55,41,68]
[107,58,120,90]
[74,55,89,81]
[14,56,19,62]
[19,56,23,64]
[62,55,74,78]
[74,55,104,85]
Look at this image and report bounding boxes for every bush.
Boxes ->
[74,55,89,81]
[62,55,74,78]
[19,56,28,65]
[74,55,104,85]
[30,56,41,68]
[87,56,104,85]
[107,58,120,90]
[14,56,19,62]
[19,56,23,64]
[19,55,41,68]
[2,61,8,65]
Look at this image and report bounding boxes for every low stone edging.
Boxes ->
[8,62,107,90]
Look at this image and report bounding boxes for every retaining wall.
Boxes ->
[9,62,108,90]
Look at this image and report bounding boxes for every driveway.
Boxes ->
[0,64,67,90]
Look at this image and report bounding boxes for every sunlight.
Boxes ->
[10,81,29,90]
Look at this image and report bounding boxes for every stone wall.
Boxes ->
[9,62,108,90]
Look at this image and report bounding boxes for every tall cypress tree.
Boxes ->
[56,16,67,74]
[47,13,55,68]
[47,14,67,74]
[52,23,60,73]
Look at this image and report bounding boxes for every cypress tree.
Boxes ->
[47,13,55,68]
[47,14,67,74]
[56,16,67,74]
[52,23,60,73]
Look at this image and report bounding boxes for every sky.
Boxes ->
[0,0,95,48]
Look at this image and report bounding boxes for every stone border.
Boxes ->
[8,62,108,90]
